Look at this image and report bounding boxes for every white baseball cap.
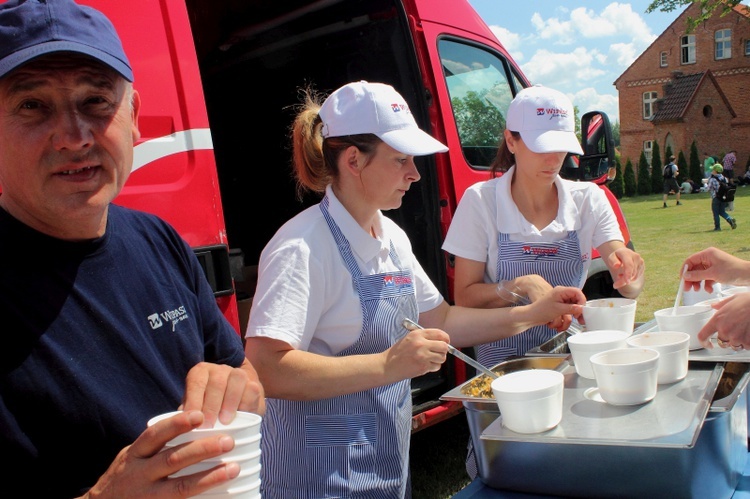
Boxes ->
[320,81,448,156]
[506,85,583,155]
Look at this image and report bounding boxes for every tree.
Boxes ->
[646,1,750,32]
[689,140,702,185]
[450,91,504,148]
[637,150,652,195]
[611,120,620,148]
[624,159,637,197]
[650,141,663,194]
[609,157,624,199]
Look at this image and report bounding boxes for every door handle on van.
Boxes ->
[193,245,234,297]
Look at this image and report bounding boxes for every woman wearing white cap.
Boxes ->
[245,81,587,498]
[442,84,645,477]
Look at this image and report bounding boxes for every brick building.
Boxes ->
[615,3,750,177]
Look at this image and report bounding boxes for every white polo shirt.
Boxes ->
[247,185,443,355]
[442,166,623,288]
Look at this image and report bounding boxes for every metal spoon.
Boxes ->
[402,318,499,379]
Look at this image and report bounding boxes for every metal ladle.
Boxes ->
[402,318,499,379]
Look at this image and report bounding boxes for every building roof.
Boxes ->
[651,72,703,122]
[651,70,736,123]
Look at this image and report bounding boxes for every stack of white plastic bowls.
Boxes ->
[148,411,262,498]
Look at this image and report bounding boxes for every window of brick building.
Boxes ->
[681,34,696,64]
[660,51,668,67]
[643,91,658,120]
[715,29,731,59]
[643,140,653,165]
[745,39,750,56]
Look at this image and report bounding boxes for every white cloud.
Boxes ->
[607,42,640,68]
[521,47,606,88]
[571,87,620,123]
[530,12,575,44]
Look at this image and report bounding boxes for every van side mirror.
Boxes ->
[578,111,616,182]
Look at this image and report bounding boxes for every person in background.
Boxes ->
[704,152,716,179]
[707,164,737,231]
[682,247,750,350]
[244,80,586,498]
[723,150,737,182]
[662,154,681,208]
[738,169,750,187]
[441,84,644,479]
[680,177,700,194]
[0,1,265,497]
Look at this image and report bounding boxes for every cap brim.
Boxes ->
[379,128,448,156]
[0,41,133,81]
[520,129,583,155]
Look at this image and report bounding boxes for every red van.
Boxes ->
[73,0,631,431]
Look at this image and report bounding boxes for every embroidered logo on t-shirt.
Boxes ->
[149,306,189,332]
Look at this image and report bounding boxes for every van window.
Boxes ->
[438,38,521,170]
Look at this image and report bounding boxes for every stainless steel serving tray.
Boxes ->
[479,360,723,448]
[442,357,750,498]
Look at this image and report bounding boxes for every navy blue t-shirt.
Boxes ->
[0,204,245,497]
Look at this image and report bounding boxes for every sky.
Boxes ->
[466,1,746,124]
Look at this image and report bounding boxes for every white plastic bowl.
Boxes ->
[567,329,632,379]
[720,286,750,298]
[170,448,262,477]
[590,347,660,406]
[147,411,262,446]
[581,298,637,333]
[491,369,564,434]
[626,331,689,384]
[201,478,261,498]
[653,305,714,350]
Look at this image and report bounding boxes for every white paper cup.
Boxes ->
[653,305,714,350]
[626,331,690,384]
[590,347,659,406]
[567,329,632,379]
[581,298,637,333]
[491,369,564,434]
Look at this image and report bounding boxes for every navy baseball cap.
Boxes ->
[0,0,132,81]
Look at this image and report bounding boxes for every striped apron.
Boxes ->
[260,196,417,498]
[475,231,583,368]
[466,230,584,479]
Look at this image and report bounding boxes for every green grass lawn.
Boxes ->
[410,185,750,498]
[620,186,749,323]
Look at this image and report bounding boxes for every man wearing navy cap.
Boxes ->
[0,1,264,497]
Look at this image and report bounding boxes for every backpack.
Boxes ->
[717,178,736,202]
[663,164,673,179]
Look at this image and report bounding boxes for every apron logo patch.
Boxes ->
[521,245,559,257]
[383,275,412,288]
